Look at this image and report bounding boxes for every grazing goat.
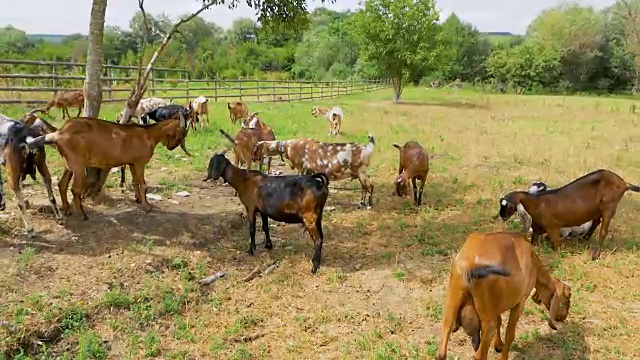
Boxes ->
[27,116,189,220]
[510,181,597,241]
[498,169,640,260]
[436,231,572,360]
[311,106,343,135]
[116,97,168,124]
[228,101,249,125]
[189,95,209,130]
[219,120,276,175]
[0,114,63,237]
[253,135,376,209]
[203,150,330,274]
[44,90,84,120]
[393,141,429,206]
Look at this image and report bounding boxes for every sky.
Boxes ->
[0,0,618,36]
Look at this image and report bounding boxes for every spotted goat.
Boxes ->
[311,106,343,135]
[115,97,169,124]
[253,135,376,209]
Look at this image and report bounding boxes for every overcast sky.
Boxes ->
[1,0,617,35]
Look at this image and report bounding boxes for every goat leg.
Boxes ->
[119,166,126,188]
[261,213,272,250]
[179,139,192,157]
[592,210,615,261]
[36,158,64,224]
[76,106,82,118]
[304,213,324,274]
[7,166,36,237]
[247,210,257,255]
[493,314,503,353]
[411,177,418,205]
[436,270,467,360]
[58,169,73,216]
[546,228,562,252]
[70,168,88,220]
[475,318,497,360]
[583,217,601,242]
[131,164,151,212]
[418,177,426,206]
[499,301,526,360]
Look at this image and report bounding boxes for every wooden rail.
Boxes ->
[0,59,390,105]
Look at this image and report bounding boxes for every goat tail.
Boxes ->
[627,182,640,192]
[219,129,235,145]
[465,265,510,283]
[311,172,330,190]
[392,143,401,150]
[227,102,232,109]
[26,133,57,149]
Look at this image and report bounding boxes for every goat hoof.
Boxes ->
[366,205,372,210]
[310,266,319,274]
[494,343,503,353]
[435,353,446,360]
[265,242,273,250]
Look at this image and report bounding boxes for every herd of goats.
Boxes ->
[1,88,639,359]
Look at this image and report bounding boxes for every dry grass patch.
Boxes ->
[1,87,639,359]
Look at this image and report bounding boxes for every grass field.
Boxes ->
[1,86,640,359]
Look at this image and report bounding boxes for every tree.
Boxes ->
[351,0,441,103]
[527,4,605,91]
[438,13,491,83]
[83,0,108,119]
[614,0,640,90]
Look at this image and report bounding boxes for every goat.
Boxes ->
[219,121,276,176]
[203,150,330,274]
[116,97,168,124]
[27,115,189,220]
[140,104,195,126]
[498,169,640,260]
[392,141,429,206]
[189,95,209,130]
[0,114,63,237]
[512,181,597,241]
[44,90,84,120]
[436,231,572,360]
[240,112,266,129]
[311,106,343,135]
[228,101,249,125]
[253,135,376,209]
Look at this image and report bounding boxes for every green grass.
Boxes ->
[1,86,640,359]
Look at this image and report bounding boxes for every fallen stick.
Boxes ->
[199,271,226,286]
[243,266,262,282]
[231,332,266,343]
[263,261,279,275]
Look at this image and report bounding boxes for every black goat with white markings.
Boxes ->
[203,150,330,274]
[140,104,196,125]
[0,114,63,237]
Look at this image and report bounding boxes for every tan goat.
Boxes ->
[228,101,249,125]
[311,106,343,135]
[393,141,429,206]
[45,90,84,119]
[437,231,572,360]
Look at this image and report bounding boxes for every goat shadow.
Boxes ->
[512,321,589,360]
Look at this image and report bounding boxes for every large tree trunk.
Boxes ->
[82,0,109,200]
[392,76,403,103]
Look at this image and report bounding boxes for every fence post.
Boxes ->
[214,79,218,102]
[150,68,156,97]
[256,79,260,102]
[272,81,276,101]
[299,82,302,100]
[321,81,324,99]
[239,80,243,101]
[185,70,191,101]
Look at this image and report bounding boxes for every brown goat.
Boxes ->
[393,141,429,206]
[219,123,276,175]
[27,116,188,219]
[240,112,266,129]
[499,169,640,260]
[437,231,572,360]
[45,90,84,120]
[228,101,249,125]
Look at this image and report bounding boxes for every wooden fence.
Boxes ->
[0,59,390,105]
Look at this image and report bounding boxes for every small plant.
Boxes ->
[392,269,405,280]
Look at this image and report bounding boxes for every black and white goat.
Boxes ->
[140,104,196,125]
[0,114,63,237]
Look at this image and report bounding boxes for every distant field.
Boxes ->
[1,87,640,359]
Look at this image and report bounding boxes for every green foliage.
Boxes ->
[438,13,491,83]
[351,0,442,101]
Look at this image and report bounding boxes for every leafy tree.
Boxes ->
[438,13,491,83]
[351,0,442,103]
